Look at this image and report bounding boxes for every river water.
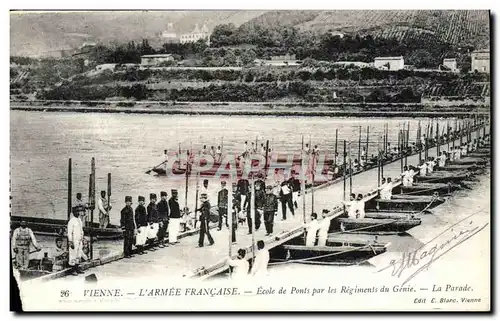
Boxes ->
[10,110,489,264]
[11,110,470,221]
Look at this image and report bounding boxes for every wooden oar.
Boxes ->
[145,159,168,174]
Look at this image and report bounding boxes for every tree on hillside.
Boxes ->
[210,23,238,47]
[458,55,471,73]
[139,39,155,55]
[406,49,437,69]
[240,49,257,66]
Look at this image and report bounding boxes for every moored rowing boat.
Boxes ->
[335,217,422,235]
[10,215,123,240]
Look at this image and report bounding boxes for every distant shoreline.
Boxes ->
[10,100,490,118]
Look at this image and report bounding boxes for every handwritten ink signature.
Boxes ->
[377,210,489,286]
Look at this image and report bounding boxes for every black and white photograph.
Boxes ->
[9,9,491,311]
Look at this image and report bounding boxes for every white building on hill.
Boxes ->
[442,58,458,72]
[471,49,490,73]
[180,23,211,45]
[374,56,405,71]
[160,22,179,44]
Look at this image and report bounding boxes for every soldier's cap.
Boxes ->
[171,189,178,194]
[76,192,82,198]
[203,179,209,184]
[200,193,208,199]
[160,191,167,197]
[101,190,106,194]
[138,196,145,202]
[150,193,157,200]
[125,196,133,202]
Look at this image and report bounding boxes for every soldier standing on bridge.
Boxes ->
[217,181,228,230]
[120,196,136,258]
[75,193,89,226]
[197,193,214,248]
[134,196,148,255]
[245,186,260,235]
[67,207,85,275]
[237,178,249,215]
[317,210,330,247]
[263,185,278,236]
[168,189,181,245]
[147,193,159,249]
[157,191,169,248]
[97,190,112,229]
[279,180,294,220]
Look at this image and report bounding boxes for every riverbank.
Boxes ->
[10,100,490,117]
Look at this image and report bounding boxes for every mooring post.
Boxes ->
[89,157,95,260]
[67,158,72,252]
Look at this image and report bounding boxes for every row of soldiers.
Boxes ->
[329,123,486,178]
[119,190,184,257]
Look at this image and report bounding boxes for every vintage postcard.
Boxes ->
[10,9,491,311]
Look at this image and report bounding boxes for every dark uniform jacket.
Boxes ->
[254,189,266,209]
[264,193,279,212]
[290,178,301,193]
[199,201,211,221]
[157,199,169,221]
[120,205,135,231]
[169,198,181,219]
[218,188,228,208]
[147,202,159,223]
[232,191,241,211]
[134,205,148,227]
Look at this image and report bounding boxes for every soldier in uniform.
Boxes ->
[197,193,214,248]
[279,180,294,220]
[232,182,243,224]
[51,237,68,272]
[146,193,159,248]
[289,175,300,210]
[97,190,112,229]
[11,221,41,269]
[67,208,85,275]
[254,181,265,228]
[217,181,228,230]
[244,183,263,234]
[263,185,278,235]
[75,193,89,226]
[120,196,136,258]
[157,191,169,248]
[168,189,181,245]
[134,196,148,255]
[237,178,249,213]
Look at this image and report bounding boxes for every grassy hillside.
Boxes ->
[10,11,266,57]
[11,10,490,57]
[243,10,490,49]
